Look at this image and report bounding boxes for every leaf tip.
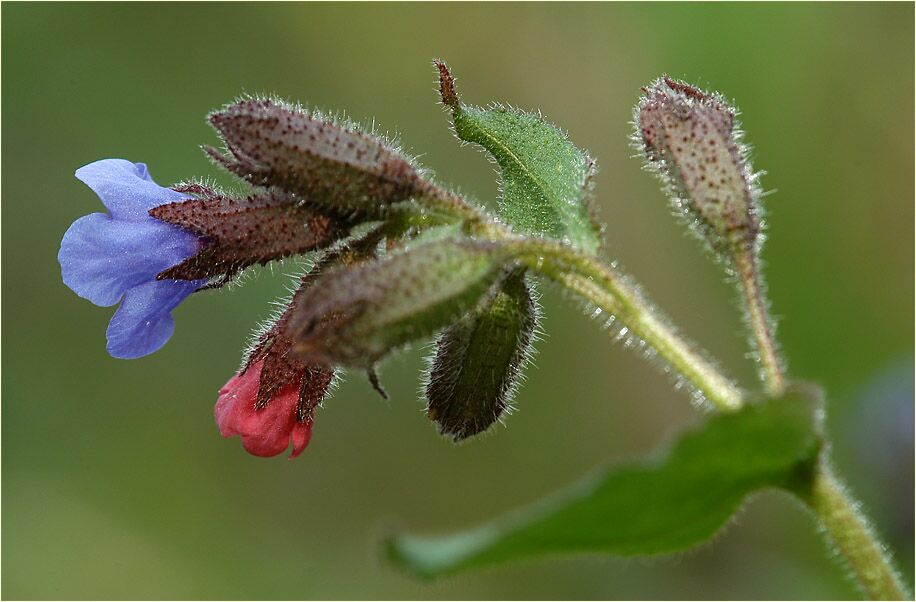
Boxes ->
[433,59,460,109]
[381,535,422,577]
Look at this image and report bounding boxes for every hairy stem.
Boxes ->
[499,237,744,411]
[729,244,903,599]
[478,228,907,599]
[807,465,909,600]
[734,250,786,396]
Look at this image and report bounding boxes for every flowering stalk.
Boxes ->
[58,63,908,599]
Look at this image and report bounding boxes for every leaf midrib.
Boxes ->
[461,109,572,236]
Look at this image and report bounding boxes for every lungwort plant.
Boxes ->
[59,62,909,599]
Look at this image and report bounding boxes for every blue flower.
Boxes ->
[59,159,207,359]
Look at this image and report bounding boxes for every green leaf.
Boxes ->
[385,392,821,578]
[435,61,602,255]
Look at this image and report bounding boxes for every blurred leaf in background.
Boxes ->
[2,3,912,599]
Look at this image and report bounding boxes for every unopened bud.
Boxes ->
[425,269,537,440]
[285,239,511,367]
[207,98,442,217]
[636,76,761,256]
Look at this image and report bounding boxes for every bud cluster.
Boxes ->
[61,64,771,462]
[76,91,544,457]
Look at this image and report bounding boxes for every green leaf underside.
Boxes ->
[385,393,820,578]
[453,105,600,255]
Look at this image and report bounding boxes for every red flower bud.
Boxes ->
[214,359,312,459]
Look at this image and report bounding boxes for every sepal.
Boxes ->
[150,185,349,282]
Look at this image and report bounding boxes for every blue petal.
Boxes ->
[59,213,201,307]
[106,279,205,359]
[75,159,187,221]
[134,162,152,181]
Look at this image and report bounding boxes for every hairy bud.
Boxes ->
[285,239,511,367]
[244,260,341,420]
[150,184,348,283]
[207,98,445,217]
[425,269,538,440]
[245,324,335,422]
[635,76,761,257]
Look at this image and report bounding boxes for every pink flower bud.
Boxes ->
[214,360,312,459]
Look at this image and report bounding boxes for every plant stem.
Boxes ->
[733,249,786,396]
[500,238,744,411]
[807,465,910,600]
[481,229,907,599]
[730,247,906,600]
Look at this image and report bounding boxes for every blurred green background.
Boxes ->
[3,3,913,599]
